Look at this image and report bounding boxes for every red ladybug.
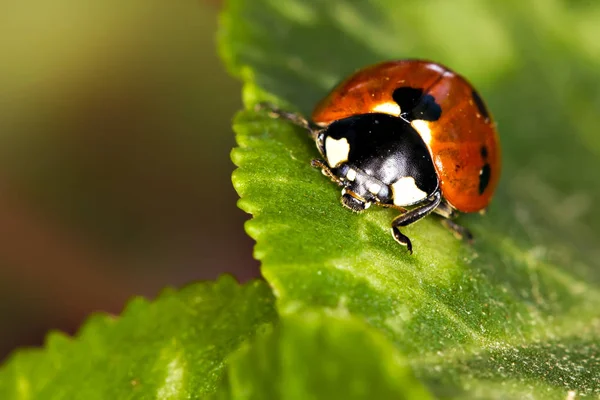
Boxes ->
[258,60,501,254]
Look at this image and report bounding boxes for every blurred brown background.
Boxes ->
[0,0,259,360]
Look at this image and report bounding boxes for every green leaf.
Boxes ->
[219,0,600,398]
[0,276,277,400]
[220,311,432,400]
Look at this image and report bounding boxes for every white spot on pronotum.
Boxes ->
[372,101,401,116]
[411,119,432,146]
[325,137,350,167]
[566,391,577,400]
[391,177,428,206]
[157,354,185,399]
[368,182,382,195]
[346,168,357,181]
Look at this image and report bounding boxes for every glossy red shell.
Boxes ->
[312,60,501,213]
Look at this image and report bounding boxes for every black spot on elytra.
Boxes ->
[411,94,442,121]
[479,163,491,195]
[392,86,442,122]
[480,145,488,159]
[472,89,490,122]
[392,87,423,114]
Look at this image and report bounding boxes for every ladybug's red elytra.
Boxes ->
[258,60,501,254]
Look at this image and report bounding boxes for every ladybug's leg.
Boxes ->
[311,159,344,187]
[391,191,442,254]
[440,219,474,243]
[378,203,407,212]
[433,199,458,219]
[434,200,474,243]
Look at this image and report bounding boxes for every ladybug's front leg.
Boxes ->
[391,191,442,254]
[311,159,344,187]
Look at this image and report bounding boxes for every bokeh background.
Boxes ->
[0,0,260,360]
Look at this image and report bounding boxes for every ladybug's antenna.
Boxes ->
[254,103,318,139]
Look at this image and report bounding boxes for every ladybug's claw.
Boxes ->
[392,228,413,255]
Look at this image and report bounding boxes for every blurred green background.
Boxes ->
[0,0,259,359]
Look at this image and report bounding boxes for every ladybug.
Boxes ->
[258,60,501,254]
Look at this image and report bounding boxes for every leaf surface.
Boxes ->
[0,276,277,399]
[221,311,433,400]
